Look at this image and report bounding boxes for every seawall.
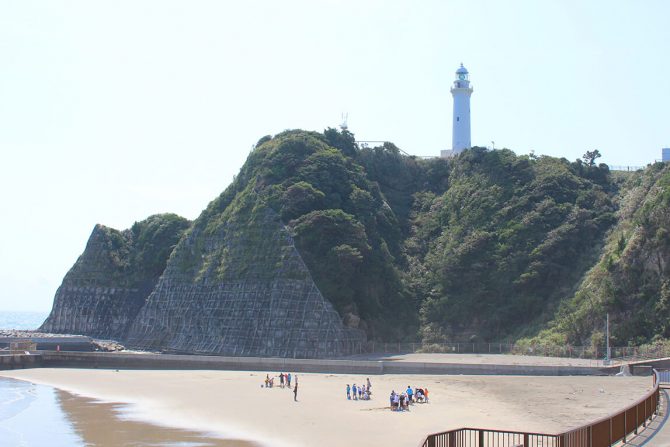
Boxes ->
[0,354,42,370]
[1,351,620,376]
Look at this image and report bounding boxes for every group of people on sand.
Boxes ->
[264,372,293,389]
[263,372,299,401]
[346,377,372,401]
[389,386,429,411]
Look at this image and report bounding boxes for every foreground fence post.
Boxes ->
[610,417,613,443]
[644,398,648,426]
[523,433,529,447]
[478,430,484,447]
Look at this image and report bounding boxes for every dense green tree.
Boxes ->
[582,149,602,166]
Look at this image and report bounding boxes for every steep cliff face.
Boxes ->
[125,199,365,357]
[40,214,190,339]
[122,131,378,356]
[41,131,371,357]
[406,149,616,342]
[530,162,670,347]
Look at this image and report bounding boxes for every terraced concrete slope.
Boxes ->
[41,214,190,340]
[125,202,365,357]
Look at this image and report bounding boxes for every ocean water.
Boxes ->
[0,377,84,446]
[0,311,49,330]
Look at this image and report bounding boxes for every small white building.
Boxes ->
[663,148,670,163]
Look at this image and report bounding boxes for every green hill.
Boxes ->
[525,162,670,349]
[42,128,670,355]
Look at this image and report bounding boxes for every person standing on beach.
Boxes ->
[280,372,285,388]
[346,384,351,400]
[287,373,292,388]
[293,381,298,401]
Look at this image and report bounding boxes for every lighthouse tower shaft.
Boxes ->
[451,64,473,154]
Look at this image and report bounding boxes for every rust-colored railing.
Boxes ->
[419,371,660,447]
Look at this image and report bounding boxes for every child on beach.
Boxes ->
[287,373,292,388]
[415,388,424,403]
[346,384,351,400]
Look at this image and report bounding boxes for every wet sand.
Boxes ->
[0,368,652,447]
[0,376,255,446]
[56,387,255,446]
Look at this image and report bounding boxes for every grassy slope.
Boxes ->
[524,162,670,348]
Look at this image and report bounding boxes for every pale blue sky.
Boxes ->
[1,0,668,311]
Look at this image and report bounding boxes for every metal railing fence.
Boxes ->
[350,341,670,362]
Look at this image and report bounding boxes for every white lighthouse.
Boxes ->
[451,63,473,154]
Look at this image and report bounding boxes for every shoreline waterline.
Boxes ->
[0,375,259,447]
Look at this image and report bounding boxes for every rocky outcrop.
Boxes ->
[125,203,366,358]
[40,214,190,340]
[41,199,365,358]
[40,225,149,339]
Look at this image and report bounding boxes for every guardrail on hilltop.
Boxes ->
[419,370,661,447]
[607,165,645,172]
[353,341,665,362]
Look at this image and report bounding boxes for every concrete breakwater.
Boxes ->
[0,333,96,351]
[1,351,621,376]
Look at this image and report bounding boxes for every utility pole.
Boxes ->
[605,313,611,365]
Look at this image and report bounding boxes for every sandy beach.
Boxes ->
[0,367,652,447]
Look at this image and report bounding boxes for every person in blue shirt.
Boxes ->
[346,384,351,400]
[406,385,414,403]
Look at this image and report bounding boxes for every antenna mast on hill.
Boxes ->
[340,113,349,131]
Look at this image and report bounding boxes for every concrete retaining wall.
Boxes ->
[0,354,42,370]
[627,358,670,372]
[34,351,616,376]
